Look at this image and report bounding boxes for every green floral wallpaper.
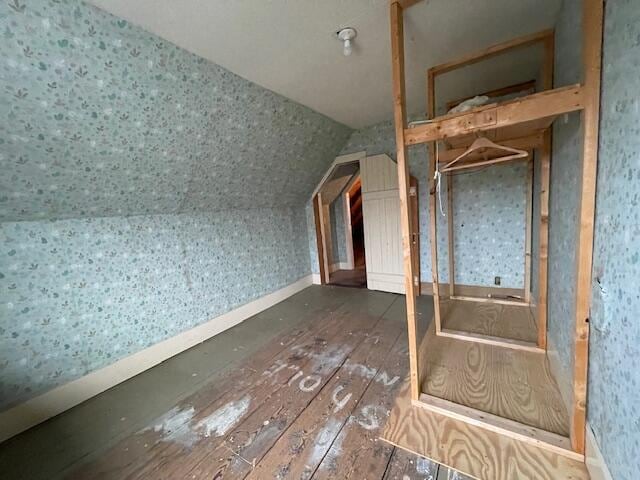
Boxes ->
[0,0,350,410]
[0,0,350,221]
[547,0,582,380]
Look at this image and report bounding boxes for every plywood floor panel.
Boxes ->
[440,299,537,343]
[421,325,570,436]
[381,384,589,480]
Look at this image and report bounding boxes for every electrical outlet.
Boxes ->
[494,276,501,286]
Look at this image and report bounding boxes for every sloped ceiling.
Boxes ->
[86,0,562,128]
[320,163,360,205]
[0,0,351,222]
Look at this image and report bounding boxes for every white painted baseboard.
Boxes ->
[546,338,613,480]
[586,424,613,480]
[312,273,322,285]
[0,275,313,444]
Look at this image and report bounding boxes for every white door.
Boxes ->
[360,154,404,294]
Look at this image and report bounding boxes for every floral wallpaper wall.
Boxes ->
[329,196,347,265]
[1,209,310,410]
[547,0,582,378]
[587,0,640,477]
[451,162,527,288]
[548,1,640,476]
[0,0,350,222]
[0,0,351,409]
[327,120,527,289]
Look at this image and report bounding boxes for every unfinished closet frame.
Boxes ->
[390,0,603,457]
[427,30,553,353]
[441,80,538,308]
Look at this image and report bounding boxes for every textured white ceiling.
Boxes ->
[87,0,561,129]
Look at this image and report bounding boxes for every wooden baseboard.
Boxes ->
[0,275,314,444]
[420,282,524,299]
[438,328,543,353]
[546,337,613,479]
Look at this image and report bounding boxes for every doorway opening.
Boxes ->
[312,151,419,294]
[329,177,366,288]
[313,155,366,289]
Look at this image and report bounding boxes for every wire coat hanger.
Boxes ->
[441,136,528,173]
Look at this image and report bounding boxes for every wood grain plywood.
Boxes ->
[440,298,537,343]
[381,384,589,480]
[421,325,570,436]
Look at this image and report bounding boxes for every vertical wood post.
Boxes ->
[524,159,534,303]
[447,175,455,297]
[410,176,421,295]
[426,69,443,331]
[537,131,551,349]
[536,28,554,348]
[390,1,420,400]
[572,0,604,454]
[313,194,327,285]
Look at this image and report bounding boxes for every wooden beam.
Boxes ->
[571,0,604,455]
[391,0,423,9]
[405,84,584,145]
[414,394,583,462]
[420,282,524,299]
[390,1,420,401]
[437,132,545,163]
[438,329,543,353]
[426,62,442,334]
[430,29,554,76]
[410,176,421,295]
[446,80,537,111]
[524,159,533,303]
[313,194,327,285]
[449,295,528,307]
[537,130,551,349]
[319,199,332,282]
[536,29,554,349]
[446,175,455,297]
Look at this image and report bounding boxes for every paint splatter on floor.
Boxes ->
[139,395,251,447]
[142,405,198,447]
[196,395,251,438]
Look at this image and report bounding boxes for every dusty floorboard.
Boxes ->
[0,286,469,479]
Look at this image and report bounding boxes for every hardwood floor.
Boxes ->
[328,267,367,288]
[0,286,468,479]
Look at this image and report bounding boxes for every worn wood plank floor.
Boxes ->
[45,286,470,480]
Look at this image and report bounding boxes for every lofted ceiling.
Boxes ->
[87,0,562,129]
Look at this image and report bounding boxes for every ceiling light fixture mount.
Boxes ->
[336,27,357,56]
